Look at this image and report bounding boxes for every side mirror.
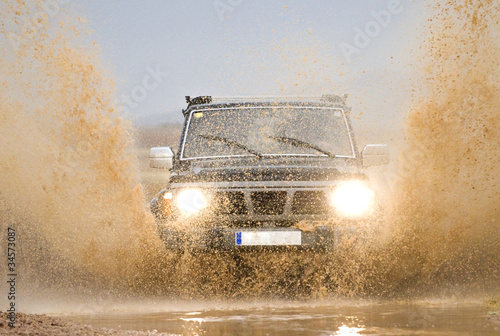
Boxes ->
[361,144,389,167]
[150,147,174,169]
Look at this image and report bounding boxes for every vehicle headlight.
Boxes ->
[176,189,207,214]
[331,181,374,217]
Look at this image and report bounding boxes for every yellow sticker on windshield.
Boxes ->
[193,112,204,118]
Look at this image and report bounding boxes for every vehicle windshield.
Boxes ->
[181,106,354,159]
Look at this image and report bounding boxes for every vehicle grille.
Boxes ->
[291,190,329,215]
[251,191,287,215]
[211,189,330,218]
[213,191,248,215]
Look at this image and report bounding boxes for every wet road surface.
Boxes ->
[65,302,499,335]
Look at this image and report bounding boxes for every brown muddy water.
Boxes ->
[64,301,500,335]
[1,0,500,335]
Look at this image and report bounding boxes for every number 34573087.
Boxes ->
[7,228,16,272]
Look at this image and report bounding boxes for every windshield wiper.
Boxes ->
[198,134,263,159]
[269,136,338,159]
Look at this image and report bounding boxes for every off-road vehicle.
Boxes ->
[149,95,388,250]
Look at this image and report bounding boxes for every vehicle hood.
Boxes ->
[170,159,363,183]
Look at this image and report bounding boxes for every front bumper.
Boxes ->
[158,226,335,250]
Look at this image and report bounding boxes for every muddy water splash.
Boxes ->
[207,0,500,298]
[325,0,500,298]
[0,1,165,293]
[0,0,499,304]
[171,0,500,298]
[383,0,500,294]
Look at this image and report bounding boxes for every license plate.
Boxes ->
[235,231,301,246]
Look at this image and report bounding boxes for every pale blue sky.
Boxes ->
[69,0,426,139]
